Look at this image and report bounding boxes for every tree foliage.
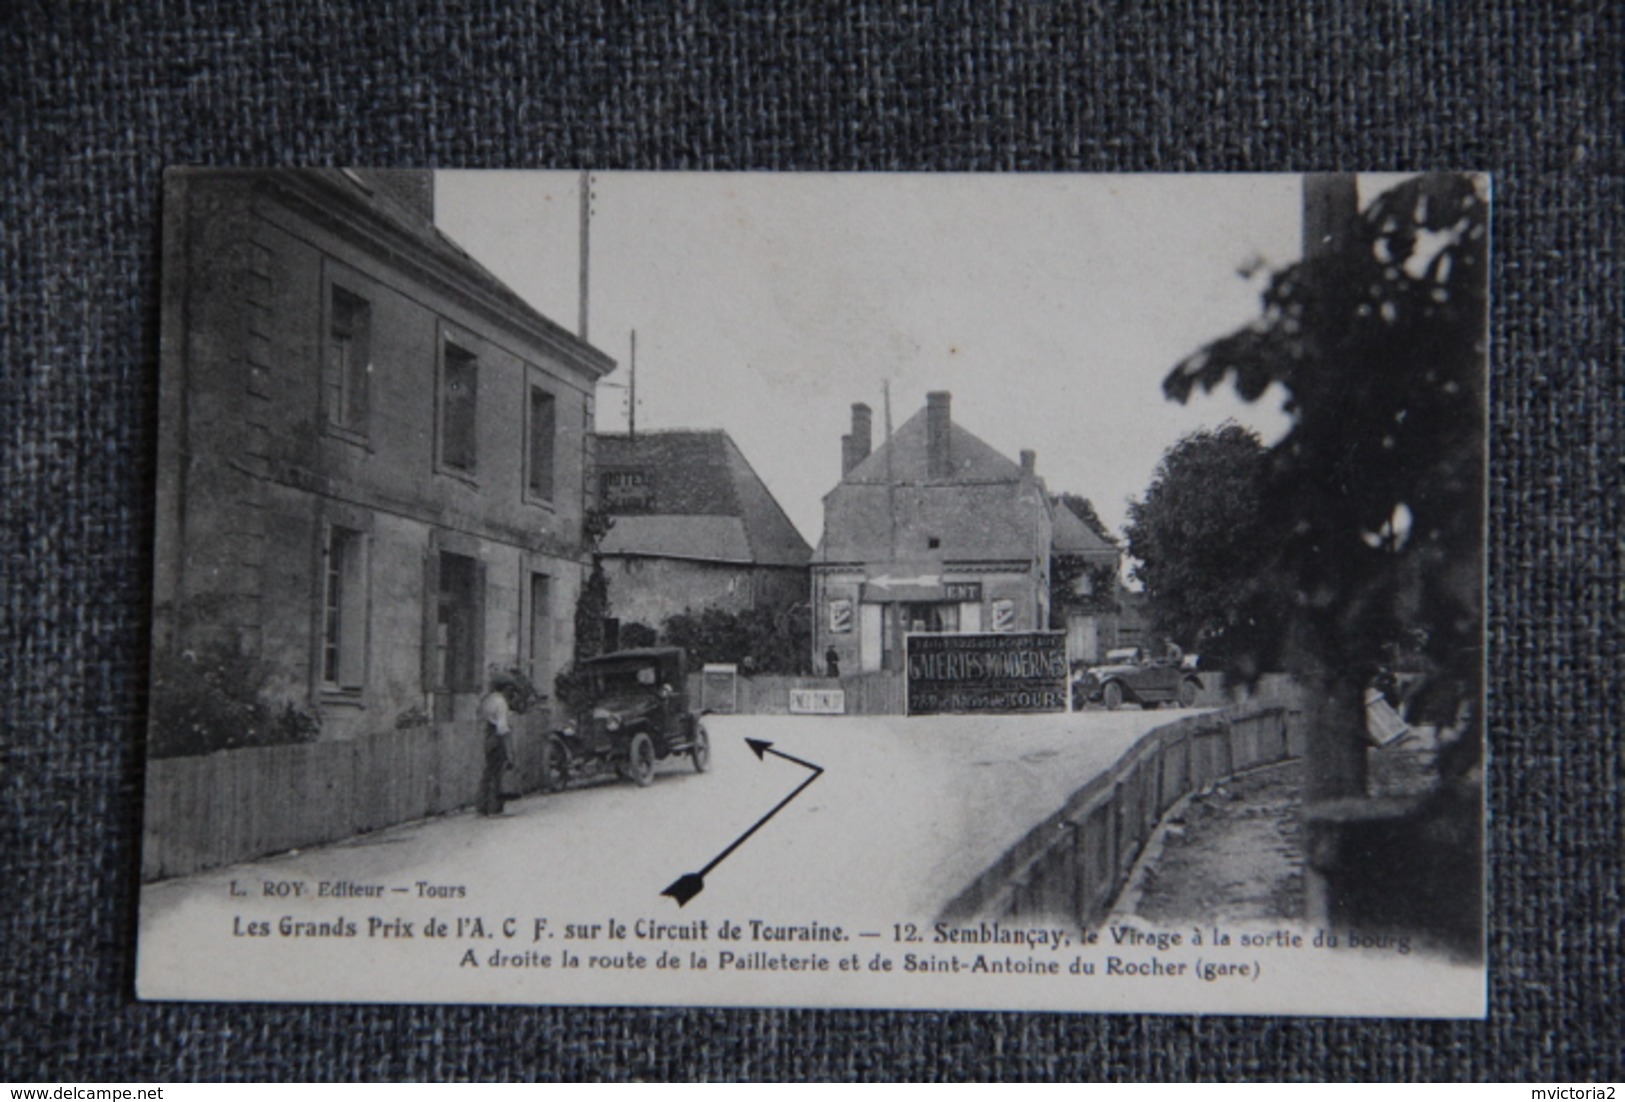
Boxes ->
[1124,424,1277,662]
[1049,557,1122,623]
[148,639,320,758]
[570,508,616,663]
[661,604,811,676]
[1164,173,1488,783]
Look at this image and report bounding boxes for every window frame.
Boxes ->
[320,267,375,446]
[524,379,559,508]
[319,523,370,697]
[436,327,480,483]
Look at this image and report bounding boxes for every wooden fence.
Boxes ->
[142,711,557,882]
[938,695,1308,928]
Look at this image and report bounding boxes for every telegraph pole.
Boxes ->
[883,379,897,563]
[628,329,637,441]
[578,170,592,342]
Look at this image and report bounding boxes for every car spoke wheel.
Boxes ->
[1178,678,1199,708]
[542,734,568,792]
[691,721,711,773]
[1103,681,1124,711]
[627,732,655,787]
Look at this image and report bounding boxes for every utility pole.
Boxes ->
[883,379,897,563]
[578,169,592,342]
[628,329,637,441]
[1300,172,1364,928]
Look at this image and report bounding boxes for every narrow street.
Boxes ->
[139,709,1181,1002]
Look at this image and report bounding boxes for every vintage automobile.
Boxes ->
[545,647,710,789]
[1073,647,1204,711]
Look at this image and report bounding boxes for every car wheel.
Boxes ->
[1103,681,1124,711]
[627,732,656,787]
[542,734,569,792]
[690,721,711,773]
[1178,678,1199,708]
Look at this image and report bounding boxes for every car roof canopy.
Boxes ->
[581,647,685,666]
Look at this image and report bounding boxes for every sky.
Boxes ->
[436,172,1318,547]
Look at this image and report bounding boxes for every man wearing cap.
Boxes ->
[476,671,520,816]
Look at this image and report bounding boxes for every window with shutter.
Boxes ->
[327,287,371,433]
[440,343,478,473]
[527,386,556,502]
[321,526,368,690]
[434,551,482,693]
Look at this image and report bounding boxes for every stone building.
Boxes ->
[593,430,811,633]
[812,391,1059,674]
[152,168,613,742]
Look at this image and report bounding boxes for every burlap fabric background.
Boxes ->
[3,1,1620,1082]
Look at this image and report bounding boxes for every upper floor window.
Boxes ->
[327,287,371,432]
[527,385,557,502]
[440,341,478,473]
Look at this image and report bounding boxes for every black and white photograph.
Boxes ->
[136,169,1488,1016]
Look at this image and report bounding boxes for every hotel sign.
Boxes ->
[905,631,1068,715]
[600,468,654,511]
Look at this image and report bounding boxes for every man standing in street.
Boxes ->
[477,671,520,816]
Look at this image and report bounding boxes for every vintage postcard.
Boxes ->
[137,170,1487,1015]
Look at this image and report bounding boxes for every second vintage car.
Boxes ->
[1073,647,1205,711]
[545,647,710,789]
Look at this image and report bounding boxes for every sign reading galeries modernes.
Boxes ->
[905,631,1068,715]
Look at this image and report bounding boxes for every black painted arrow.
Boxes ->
[661,738,825,906]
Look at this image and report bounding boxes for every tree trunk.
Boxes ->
[1303,672,1369,924]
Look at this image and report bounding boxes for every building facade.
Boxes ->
[153,169,614,743]
[593,430,811,632]
[812,392,1057,675]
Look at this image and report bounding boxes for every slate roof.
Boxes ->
[817,403,1117,566]
[1051,503,1119,559]
[595,431,812,567]
[843,407,1023,484]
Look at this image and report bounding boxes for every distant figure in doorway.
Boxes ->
[477,672,520,817]
[825,646,840,678]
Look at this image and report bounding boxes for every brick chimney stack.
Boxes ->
[841,403,872,477]
[1020,449,1036,477]
[1302,174,1359,260]
[355,169,436,225]
[926,391,952,480]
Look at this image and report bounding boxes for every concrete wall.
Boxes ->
[685,671,905,716]
[939,697,1308,928]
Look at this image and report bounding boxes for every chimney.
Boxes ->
[841,403,872,477]
[1020,449,1036,477]
[926,391,952,480]
[355,169,436,225]
[1302,174,1359,260]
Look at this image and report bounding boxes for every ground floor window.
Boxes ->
[902,601,960,634]
[322,526,367,690]
[434,551,482,692]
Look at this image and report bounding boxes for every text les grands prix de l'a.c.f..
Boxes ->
[226,883,1421,984]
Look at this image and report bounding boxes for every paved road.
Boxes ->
[138,708,1186,1002]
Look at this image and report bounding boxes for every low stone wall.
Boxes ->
[939,698,1308,928]
[684,671,904,715]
